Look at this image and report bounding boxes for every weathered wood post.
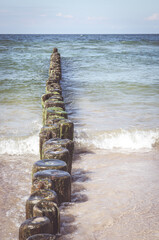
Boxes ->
[19,48,74,240]
[32,159,67,176]
[33,200,60,234]
[33,169,71,205]
[19,217,51,240]
[26,189,58,219]
[43,146,71,174]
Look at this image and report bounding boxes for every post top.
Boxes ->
[53,48,58,53]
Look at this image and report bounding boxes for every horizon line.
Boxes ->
[0,33,159,35]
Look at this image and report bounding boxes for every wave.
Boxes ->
[0,128,158,155]
[74,128,159,152]
[120,40,159,47]
[0,134,39,155]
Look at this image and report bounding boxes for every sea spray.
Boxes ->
[0,135,39,155]
[0,119,41,155]
[75,128,159,152]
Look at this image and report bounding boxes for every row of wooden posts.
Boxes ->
[19,48,74,240]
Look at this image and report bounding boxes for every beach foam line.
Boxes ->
[0,135,39,155]
[75,128,159,152]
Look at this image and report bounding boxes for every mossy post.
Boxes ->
[33,200,60,234]
[33,170,71,205]
[43,107,68,125]
[19,217,51,240]
[43,138,74,162]
[39,125,60,159]
[26,189,58,219]
[41,93,63,108]
[42,139,74,173]
[19,48,74,239]
[44,100,65,110]
[43,146,71,174]
[44,119,74,141]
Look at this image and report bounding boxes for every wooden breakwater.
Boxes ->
[19,48,74,240]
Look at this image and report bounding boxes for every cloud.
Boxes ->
[146,13,159,21]
[87,16,107,21]
[56,13,73,19]
[64,15,73,19]
[56,13,62,17]
[40,14,47,17]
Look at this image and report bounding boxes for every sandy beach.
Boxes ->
[1,149,159,240]
[58,149,159,240]
[0,154,38,240]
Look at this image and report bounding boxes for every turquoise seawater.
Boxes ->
[0,34,159,154]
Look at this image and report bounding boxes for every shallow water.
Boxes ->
[0,34,159,239]
[0,154,37,239]
[0,34,159,153]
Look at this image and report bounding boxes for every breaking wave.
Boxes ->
[75,128,159,152]
[0,134,39,155]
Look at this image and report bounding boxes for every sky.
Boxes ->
[0,0,159,34]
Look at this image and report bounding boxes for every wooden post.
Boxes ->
[26,189,58,219]
[19,217,51,240]
[43,146,71,174]
[33,200,60,234]
[33,169,71,205]
[32,159,67,176]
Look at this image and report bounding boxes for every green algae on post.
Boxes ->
[45,100,65,110]
[45,89,61,95]
[33,200,60,234]
[19,217,51,240]
[59,119,74,140]
[33,169,71,205]
[43,107,68,124]
[44,118,74,140]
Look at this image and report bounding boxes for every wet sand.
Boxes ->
[0,154,38,240]
[59,149,159,240]
[0,150,159,240]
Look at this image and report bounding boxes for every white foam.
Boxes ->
[75,128,159,152]
[0,134,39,155]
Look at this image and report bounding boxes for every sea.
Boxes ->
[0,34,159,240]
